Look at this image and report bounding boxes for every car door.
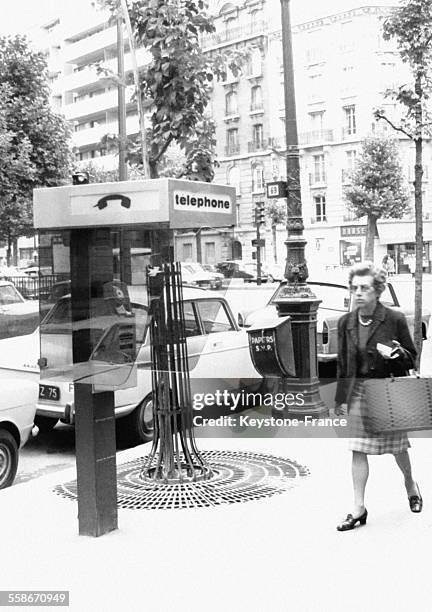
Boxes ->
[190,298,260,392]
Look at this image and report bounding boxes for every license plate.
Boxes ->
[39,384,61,401]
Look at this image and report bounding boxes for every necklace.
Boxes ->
[358,312,373,327]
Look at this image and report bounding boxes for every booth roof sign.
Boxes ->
[33,178,236,230]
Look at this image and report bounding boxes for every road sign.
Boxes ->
[266,181,287,199]
[252,239,266,247]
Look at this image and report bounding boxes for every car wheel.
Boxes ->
[0,430,18,489]
[117,393,154,447]
[34,415,57,433]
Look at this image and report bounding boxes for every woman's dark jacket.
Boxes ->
[335,301,416,405]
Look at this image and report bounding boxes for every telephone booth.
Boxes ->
[33,178,235,536]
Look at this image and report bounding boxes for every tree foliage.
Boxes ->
[98,0,248,179]
[344,137,409,260]
[375,0,432,361]
[0,36,71,261]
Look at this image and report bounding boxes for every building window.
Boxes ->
[346,150,357,169]
[252,124,264,149]
[342,150,357,182]
[314,195,326,222]
[312,154,326,183]
[343,105,356,137]
[225,91,237,115]
[204,242,216,263]
[309,111,325,130]
[226,128,239,155]
[227,166,241,195]
[182,243,193,261]
[308,71,324,102]
[247,48,262,77]
[252,165,264,193]
[251,85,263,111]
[250,9,262,29]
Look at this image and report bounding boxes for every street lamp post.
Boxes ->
[273,0,327,417]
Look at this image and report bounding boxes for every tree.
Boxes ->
[374,0,432,361]
[0,93,35,263]
[266,200,287,263]
[0,36,71,263]
[98,0,248,179]
[344,137,409,261]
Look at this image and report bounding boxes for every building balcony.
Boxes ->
[268,136,286,149]
[248,141,267,153]
[61,10,108,42]
[72,115,140,149]
[309,173,327,186]
[298,130,334,146]
[343,212,359,222]
[201,20,267,49]
[342,127,357,140]
[224,144,240,156]
[310,216,327,224]
[63,47,151,94]
[76,153,117,170]
[64,86,135,121]
[63,25,117,63]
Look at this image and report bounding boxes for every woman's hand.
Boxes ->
[390,339,404,359]
[334,403,347,416]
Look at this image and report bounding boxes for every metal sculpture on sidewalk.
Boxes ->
[141,262,213,483]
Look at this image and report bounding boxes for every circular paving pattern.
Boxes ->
[53,450,309,510]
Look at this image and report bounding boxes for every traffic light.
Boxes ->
[72,172,90,185]
[254,201,266,225]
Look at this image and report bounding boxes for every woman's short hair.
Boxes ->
[348,261,387,296]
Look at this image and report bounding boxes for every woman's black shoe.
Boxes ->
[336,509,368,531]
[409,484,423,513]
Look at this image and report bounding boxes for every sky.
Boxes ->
[0,0,398,38]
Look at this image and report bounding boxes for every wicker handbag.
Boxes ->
[363,376,432,434]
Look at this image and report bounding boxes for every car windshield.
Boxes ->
[0,284,24,305]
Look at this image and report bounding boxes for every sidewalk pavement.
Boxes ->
[2,432,432,612]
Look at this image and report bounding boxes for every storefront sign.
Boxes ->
[340,225,367,237]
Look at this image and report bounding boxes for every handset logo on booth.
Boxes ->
[94,194,131,210]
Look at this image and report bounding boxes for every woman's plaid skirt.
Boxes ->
[347,381,410,455]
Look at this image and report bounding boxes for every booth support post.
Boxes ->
[70,229,118,537]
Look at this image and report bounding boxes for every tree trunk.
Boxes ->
[6,234,12,267]
[149,159,159,179]
[272,223,277,262]
[413,73,424,366]
[364,214,377,261]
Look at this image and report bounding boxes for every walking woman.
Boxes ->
[335,261,422,531]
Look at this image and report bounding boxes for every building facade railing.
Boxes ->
[202,20,267,48]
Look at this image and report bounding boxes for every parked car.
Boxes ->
[216,260,268,283]
[180,262,223,289]
[32,286,262,445]
[239,280,430,367]
[200,264,225,286]
[0,378,38,489]
[0,281,39,340]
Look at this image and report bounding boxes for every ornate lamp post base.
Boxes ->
[273,282,329,418]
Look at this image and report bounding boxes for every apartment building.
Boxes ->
[33,2,432,273]
[205,2,432,274]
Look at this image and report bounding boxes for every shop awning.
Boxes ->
[377,221,432,244]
